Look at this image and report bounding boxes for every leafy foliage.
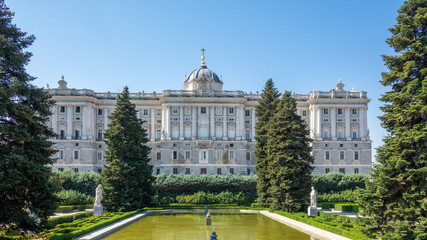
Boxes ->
[317,190,357,203]
[254,79,280,206]
[312,173,368,193]
[0,1,57,232]
[53,170,100,196]
[56,190,94,205]
[101,86,155,212]
[154,191,255,205]
[155,173,257,195]
[357,1,427,239]
[265,92,314,212]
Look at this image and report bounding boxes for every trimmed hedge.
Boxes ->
[41,210,143,240]
[53,170,100,196]
[145,204,249,210]
[43,212,93,229]
[318,211,365,225]
[335,204,359,213]
[320,202,335,209]
[154,191,255,205]
[317,189,357,203]
[55,205,92,213]
[274,211,373,240]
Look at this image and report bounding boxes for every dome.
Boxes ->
[185,61,222,83]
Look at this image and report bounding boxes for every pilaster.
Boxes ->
[331,107,336,140]
[210,106,215,140]
[179,106,184,140]
[345,107,351,140]
[66,105,73,139]
[222,107,228,140]
[151,109,155,142]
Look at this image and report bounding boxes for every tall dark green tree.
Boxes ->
[265,91,313,212]
[357,1,427,239]
[254,79,280,206]
[101,86,155,212]
[0,1,57,232]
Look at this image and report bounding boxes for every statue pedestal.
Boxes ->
[93,205,103,216]
[307,206,318,216]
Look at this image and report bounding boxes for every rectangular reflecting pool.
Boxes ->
[103,213,316,240]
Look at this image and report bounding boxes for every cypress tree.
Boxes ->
[357,1,427,239]
[265,91,313,212]
[254,79,280,206]
[0,1,57,232]
[101,86,155,212]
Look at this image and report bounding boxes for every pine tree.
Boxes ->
[254,79,280,206]
[357,1,427,239]
[265,91,313,212]
[101,86,155,212]
[0,1,57,232]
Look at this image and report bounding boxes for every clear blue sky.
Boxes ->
[6,0,404,158]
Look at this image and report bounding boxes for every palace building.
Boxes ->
[46,55,372,175]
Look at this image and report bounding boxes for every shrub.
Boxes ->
[317,189,357,203]
[312,173,369,193]
[43,212,93,229]
[57,189,94,205]
[53,170,101,196]
[335,204,359,212]
[55,206,74,213]
[320,202,335,209]
[154,191,255,205]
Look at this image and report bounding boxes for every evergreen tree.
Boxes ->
[265,91,313,212]
[254,79,280,206]
[101,86,155,212]
[0,1,57,232]
[357,1,427,239]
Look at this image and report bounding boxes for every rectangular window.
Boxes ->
[217,168,222,175]
[323,108,329,115]
[245,110,250,116]
[229,107,234,114]
[230,168,234,175]
[73,168,79,173]
[354,151,359,160]
[60,106,65,113]
[302,110,307,117]
[338,108,343,115]
[156,152,161,160]
[156,130,161,140]
[74,150,79,160]
[58,168,64,172]
[97,152,102,161]
[185,168,190,175]
[352,109,357,115]
[246,152,251,161]
[157,109,162,116]
[339,151,345,160]
[325,151,330,160]
[75,130,80,139]
[97,169,102,174]
[143,109,148,116]
[156,168,160,175]
[75,106,81,113]
[173,151,178,160]
[325,168,330,174]
[216,150,222,160]
[339,168,345,174]
[59,150,64,159]
[245,131,251,140]
[201,107,207,114]
[229,151,235,160]
[185,151,190,159]
[352,131,357,139]
[60,130,65,139]
[173,168,178,174]
[172,107,178,114]
[98,109,103,115]
[201,168,207,175]
[247,168,251,175]
[200,151,207,160]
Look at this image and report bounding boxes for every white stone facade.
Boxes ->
[46,61,371,175]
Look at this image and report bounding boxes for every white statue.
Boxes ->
[310,187,317,207]
[94,184,103,206]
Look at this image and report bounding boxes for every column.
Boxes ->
[360,107,367,140]
[192,106,197,140]
[161,105,166,141]
[51,106,57,135]
[345,107,351,140]
[364,106,368,139]
[210,106,215,140]
[316,106,321,140]
[309,105,315,139]
[66,105,73,139]
[166,106,171,140]
[331,107,337,140]
[103,109,109,131]
[251,108,256,142]
[86,105,94,140]
[223,107,228,140]
[150,109,155,142]
[240,106,245,140]
[236,106,242,141]
[179,106,184,140]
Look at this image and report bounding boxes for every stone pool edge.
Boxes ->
[260,211,351,240]
[74,209,351,240]
[74,211,153,240]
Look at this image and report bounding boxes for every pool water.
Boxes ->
[103,213,314,240]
